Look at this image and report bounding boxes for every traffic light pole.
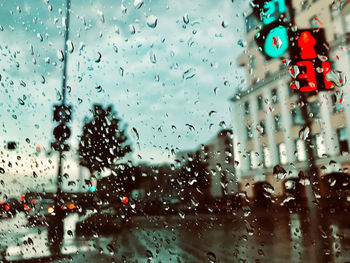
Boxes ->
[299,92,332,263]
[48,0,71,257]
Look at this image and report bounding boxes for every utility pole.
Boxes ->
[48,0,72,257]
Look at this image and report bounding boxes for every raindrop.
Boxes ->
[78,98,83,104]
[134,0,144,9]
[150,52,156,63]
[113,44,118,53]
[129,24,136,35]
[146,250,153,259]
[68,181,76,186]
[237,40,245,47]
[185,123,195,131]
[132,127,139,140]
[182,68,196,80]
[67,40,74,53]
[0,25,3,31]
[41,75,45,84]
[57,50,64,62]
[207,252,216,263]
[208,110,216,117]
[37,33,43,42]
[0,168,5,174]
[273,165,287,177]
[95,85,103,92]
[107,244,115,255]
[219,121,226,128]
[67,230,73,236]
[18,98,25,105]
[183,14,189,24]
[178,210,185,219]
[95,52,102,63]
[147,15,158,28]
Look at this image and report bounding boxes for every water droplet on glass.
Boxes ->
[182,68,196,80]
[18,98,25,105]
[134,0,144,9]
[207,252,216,263]
[57,50,64,62]
[37,33,43,42]
[146,249,153,259]
[146,15,158,28]
[95,52,102,63]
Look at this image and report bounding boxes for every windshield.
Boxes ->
[0,0,349,262]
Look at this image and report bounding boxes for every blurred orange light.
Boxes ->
[4,204,10,211]
[68,203,75,210]
[48,206,54,213]
[36,145,42,151]
[20,195,25,201]
[32,199,36,205]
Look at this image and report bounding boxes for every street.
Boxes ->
[1,210,350,263]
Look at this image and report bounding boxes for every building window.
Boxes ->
[251,152,259,168]
[308,101,320,118]
[244,101,250,115]
[246,125,253,139]
[258,120,266,135]
[295,139,306,162]
[332,94,344,113]
[246,13,259,33]
[278,143,287,165]
[271,88,278,104]
[257,95,263,110]
[263,147,271,167]
[313,133,326,158]
[274,114,282,131]
[291,109,304,125]
[247,152,252,168]
[337,127,349,154]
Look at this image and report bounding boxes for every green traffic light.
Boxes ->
[264,25,288,58]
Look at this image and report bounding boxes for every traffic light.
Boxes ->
[289,29,332,92]
[252,0,291,59]
[51,104,72,151]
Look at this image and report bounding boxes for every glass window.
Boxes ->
[263,146,271,167]
[337,127,349,154]
[258,120,266,135]
[332,94,344,113]
[295,139,306,162]
[257,95,263,110]
[312,133,326,158]
[246,13,259,33]
[271,88,278,104]
[244,101,250,115]
[308,101,320,118]
[274,114,283,131]
[246,125,253,138]
[278,143,288,165]
[291,109,305,125]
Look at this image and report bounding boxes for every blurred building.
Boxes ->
[175,129,237,199]
[232,0,350,200]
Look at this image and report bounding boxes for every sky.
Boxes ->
[0,0,248,178]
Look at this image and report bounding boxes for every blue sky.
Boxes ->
[0,0,248,165]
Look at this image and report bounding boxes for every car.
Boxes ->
[0,198,23,218]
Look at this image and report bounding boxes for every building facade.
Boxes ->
[232,0,350,200]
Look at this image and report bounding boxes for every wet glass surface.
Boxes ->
[1,0,350,262]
